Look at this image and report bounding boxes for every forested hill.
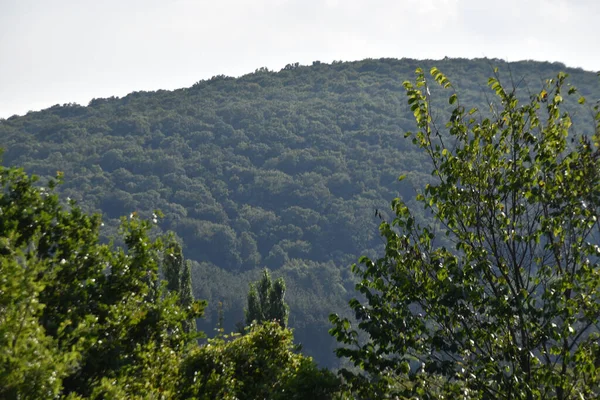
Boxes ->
[1,57,599,367]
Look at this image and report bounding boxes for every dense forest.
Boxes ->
[2,57,599,371]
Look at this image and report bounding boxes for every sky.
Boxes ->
[1,0,599,118]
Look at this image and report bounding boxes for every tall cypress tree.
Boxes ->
[163,237,183,293]
[179,260,195,333]
[163,236,196,333]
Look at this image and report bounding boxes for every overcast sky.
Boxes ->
[1,0,598,118]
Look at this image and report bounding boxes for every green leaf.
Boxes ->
[436,268,448,281]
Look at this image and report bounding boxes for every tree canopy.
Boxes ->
[330,67,600,398]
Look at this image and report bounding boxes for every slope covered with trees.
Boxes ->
[0,164,340,399]
[1,58,599,367]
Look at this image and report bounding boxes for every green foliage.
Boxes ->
[0,161,347,399]
[0,235,77,399]
[163,235,197,333]
[164,235,184,293]
[331,68,600,398]
[245,269,289,328]
[180,321,342,400]
[180,260,195,334]
[2,58,599,368]
[0,163,205,398]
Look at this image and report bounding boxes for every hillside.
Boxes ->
[2,57,599,367]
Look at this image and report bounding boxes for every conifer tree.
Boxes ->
[163,237,197,333]
[180,260,195,333]
[164,237,184,293]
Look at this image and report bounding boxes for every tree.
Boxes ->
[330,68,600,399]
[245,269,289,328]
[179,321,343,400]
[0,232,76,399]
[0,164,205,398]
[180,260,196,334]
[164,235,185,293]
[163,236,197,333]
